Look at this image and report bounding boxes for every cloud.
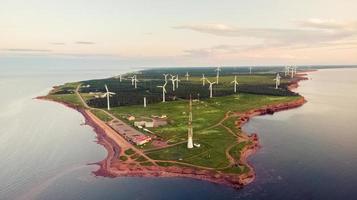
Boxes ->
[298,18,357,30]
[174,19,357,49]
[2,48,52,52]
[75,41,95,45]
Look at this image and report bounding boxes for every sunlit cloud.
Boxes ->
[174,19,357,49]
[75,41,95,45]
[2,48,52,52]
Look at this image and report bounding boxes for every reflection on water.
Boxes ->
[1,67,357,200]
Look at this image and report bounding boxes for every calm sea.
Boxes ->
[0,62,356,200]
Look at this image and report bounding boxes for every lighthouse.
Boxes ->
[187,95,193,149]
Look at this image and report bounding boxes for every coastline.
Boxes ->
[37,72,309,189]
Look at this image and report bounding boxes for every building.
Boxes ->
[108,119,152,146]
[132,135,152,145]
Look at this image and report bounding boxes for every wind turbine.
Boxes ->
[143,97,147,108]
[130,75,136,86]
[206,79,216,98]
[102,84,116,110]
[185,72,190,81]
[274,73,281,89]
[133,75,139,89]
[200,74,207,86]
[175,74,180,88]
[215,66,221,84]
[163,74,169,83]
[231,75,239,93]
[169,75,176,91]
[290,66,295,78]
[284,66,289,76]
[157,82,167,102]
[187,95,193,149]
[249,66,252,74]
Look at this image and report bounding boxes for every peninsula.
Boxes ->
[39,66,308,188]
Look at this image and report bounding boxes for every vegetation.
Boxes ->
[91,109,112,122]
[119,155,128,161]
[47,67,304,175]
[124,148,135,155]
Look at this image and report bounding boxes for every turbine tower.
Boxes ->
[169,75,176,91]
[130,75,136,86]
[250,66,252,74]
[143,97,147,108]
[157,82,167,102]
[290,66,295,78]
[200,74,207,86]
[133,75,139,89]
[215,66,221,84]
[206,79,216,98]
[175,74,180,88]
[187,95,193,149]
[231,75,239,93]
[274,73,281,89]
[284,66,289,76]
[185,72,190,81]
[119,74,122,82]
[163,74,169,83]
[102,84,116,110]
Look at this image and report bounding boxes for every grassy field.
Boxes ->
[47,94,83,107]
[46,67,302,174]
[108,93,299,169]
[90,109,113,122]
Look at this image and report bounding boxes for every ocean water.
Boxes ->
[0,63,357,200]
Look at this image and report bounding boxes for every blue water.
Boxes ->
[1,59,357,200]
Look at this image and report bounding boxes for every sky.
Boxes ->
[1,0,357,67]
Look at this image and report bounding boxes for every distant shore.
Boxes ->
[37,72,309,189]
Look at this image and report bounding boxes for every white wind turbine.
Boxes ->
[175,74,180,88]
[133,75,139,89]
[274,73,281,89]
[157,82,167,102]
[169,75,176,91]
[215,66,221,84]
[249,66,252,74]
[206,79,216,98]
[231,75,239,93]
[290,66,295,78]
[284,66,288,76]
[200,74,207,86]
[102,84,116,110]
[185,72,190,81]
[163,74,169,83]
[130,75,136,86]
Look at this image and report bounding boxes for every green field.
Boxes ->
[46,67,302,174]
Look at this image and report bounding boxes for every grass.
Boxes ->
[90,109,112,122]
[229,142,248,161]
[135,156,148,162]
[119,155,128,161]
[222,116,241,135]
[140,161,154,166]
[124,148,135,156]
[109,93,299,168]
[46,68,302,175]
[47,94,83,107]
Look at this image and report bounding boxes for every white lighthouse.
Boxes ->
[187,96,194,149]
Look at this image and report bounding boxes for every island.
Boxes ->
[38,66,308,188]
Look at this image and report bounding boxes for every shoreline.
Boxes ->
[37,72,309,189]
